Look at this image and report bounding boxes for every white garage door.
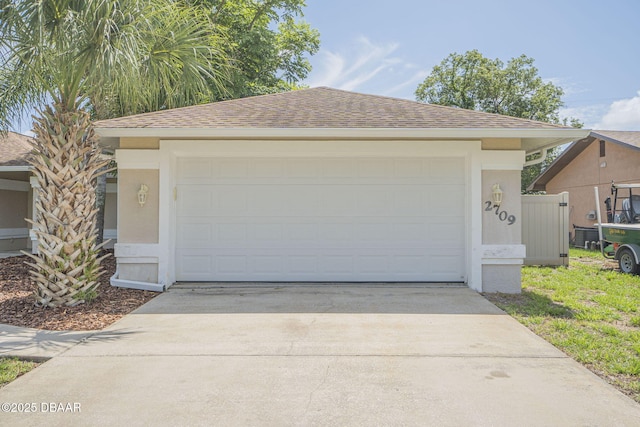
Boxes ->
[175,157,466,282]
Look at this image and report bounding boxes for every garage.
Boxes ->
[98,86,588,292]
[175,155,466,282]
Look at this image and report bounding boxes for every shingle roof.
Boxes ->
[591,130,640,149]
[0,132,33,167]
[529,130,640,191]
[94,87,567,130]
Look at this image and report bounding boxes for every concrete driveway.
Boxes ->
[1,284,639,426]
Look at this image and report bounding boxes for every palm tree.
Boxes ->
[0,0,228,307]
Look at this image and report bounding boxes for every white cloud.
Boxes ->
[559,105,609,129]
[544,77,588,97]
[305,37,428,99]
[306,37,399,89]
[382,70,430,97]
[595,91,640,130]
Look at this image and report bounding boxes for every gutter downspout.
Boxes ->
[110,266,165,292]
[523,147,549,167]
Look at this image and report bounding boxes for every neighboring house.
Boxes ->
[529,130,640,238]
[0,131,118,252]
[0,132,32,251]
[94,87,588,293]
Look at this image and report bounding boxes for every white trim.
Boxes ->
[158,139,482,288]
[160,139,480,158]
[480,151,526,171]
[0,228,28,239]
[116,256,157,264]
[115,150,160,169]
[482,244,526,265]
[110,267,164,292]
[111,243,164,291]
[0,178,29,192]
[97,127,589,141]
[103,228,117,240]
[157,143,175,286]
[468,148,483,291]
[114,243,160,258]
[0,166,31,172]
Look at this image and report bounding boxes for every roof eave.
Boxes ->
[527,136,595,192]
[96,127,590,151]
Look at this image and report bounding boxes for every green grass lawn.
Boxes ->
[0,357,39,388]
[485,248,640,403]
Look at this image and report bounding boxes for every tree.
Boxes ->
[199,0,320,99]
[415,50,565,123]
[415,50,582,192]
[0,0,229,307]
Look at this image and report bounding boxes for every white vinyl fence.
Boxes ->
[522,192,569,266]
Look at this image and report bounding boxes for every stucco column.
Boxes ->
[29,176,40,254]
[480,151,526,293]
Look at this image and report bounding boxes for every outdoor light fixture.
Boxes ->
[491,183,503,207]
[137,184,149,207]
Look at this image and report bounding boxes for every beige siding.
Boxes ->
[522,193,569,266]
[118,170,159,243]
[120,137,160,149]
[481,138,521,150]
[546,142,640,230]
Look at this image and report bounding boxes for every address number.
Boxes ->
[484,201,516,225]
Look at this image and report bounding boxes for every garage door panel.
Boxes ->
[177,188,213,215]
[177,218,460,250]
[428,221,465,248]
[428,158,465,183]
[176,250,465,282]
[176,157,466,282]
[252,158,284,177]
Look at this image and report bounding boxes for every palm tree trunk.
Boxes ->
[24,103,110,307]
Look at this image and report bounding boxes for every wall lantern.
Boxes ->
[137,184,149,207]
[491,183,503,207]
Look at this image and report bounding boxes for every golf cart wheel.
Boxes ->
[618,248,639,274]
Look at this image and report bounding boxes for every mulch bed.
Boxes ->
[0,250,158,331]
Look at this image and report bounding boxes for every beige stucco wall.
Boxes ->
[481,138,521,150]
[546,141,640,230]
[120,137,160,149]
[482,170,522,244]
[482,169,522,293]
[117,169,159,243]
[119,263,158,283]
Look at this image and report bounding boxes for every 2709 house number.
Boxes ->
[484,201,516,225]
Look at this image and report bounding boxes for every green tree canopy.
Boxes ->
[415,50,565,123]
[196,0,320,99]
[415,50,582,192]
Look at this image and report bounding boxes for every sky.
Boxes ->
[300,0,640,130]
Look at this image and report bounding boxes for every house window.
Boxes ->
[600,140,606,157]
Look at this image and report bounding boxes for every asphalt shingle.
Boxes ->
[0,132,33,167]
[94,87,568,130]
